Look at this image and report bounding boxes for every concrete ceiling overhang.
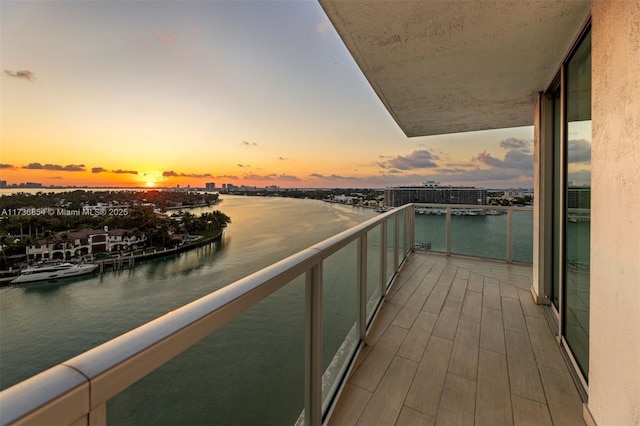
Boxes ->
[319,0,591,137]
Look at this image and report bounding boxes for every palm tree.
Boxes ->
[0,233,10,269]
[41,230,55,261]
[60,232,74,260]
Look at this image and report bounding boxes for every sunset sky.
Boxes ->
[1,0,541,189]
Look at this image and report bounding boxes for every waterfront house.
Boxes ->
[25,229,146,261]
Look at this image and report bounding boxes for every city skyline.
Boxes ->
[2,1,553,189]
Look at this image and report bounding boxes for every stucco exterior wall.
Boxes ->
[589,1,640,424]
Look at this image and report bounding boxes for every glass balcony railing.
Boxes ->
[413,203,533,263]
[0,205,413,426]
[0,203,531,426]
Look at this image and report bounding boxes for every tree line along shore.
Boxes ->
[0,190,231,270]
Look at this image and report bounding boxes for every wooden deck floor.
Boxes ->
[328,252,585,426]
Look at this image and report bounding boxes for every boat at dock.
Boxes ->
[11,262,98,284]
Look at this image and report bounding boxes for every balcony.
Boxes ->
[328,252,584,425]
[0,204,583,425]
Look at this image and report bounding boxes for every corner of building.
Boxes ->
[589,1,640,425]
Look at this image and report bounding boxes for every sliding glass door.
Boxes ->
[564,28,591,379]
[550,25,591,383]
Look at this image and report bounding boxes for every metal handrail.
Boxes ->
[0,205,413,426]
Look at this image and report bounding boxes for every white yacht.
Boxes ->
[11,262,98,284]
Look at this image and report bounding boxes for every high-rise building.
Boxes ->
[568,186,591,209]
[385,184,486,207]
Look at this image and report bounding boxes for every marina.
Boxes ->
[415,207,507,216]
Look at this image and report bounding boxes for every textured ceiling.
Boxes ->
[320,0,591,137]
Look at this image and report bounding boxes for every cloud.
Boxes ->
[0,164,15,169]
[93,167,137,175]
[470,138,533,172]
[502,150,534,170]
[4,70,35,81]
[167,172,237,180]
[499,137,532,152]
[23,163,85,172]
[474,151,503,167]
[153,30,178,52]
[445,163,475,168]
[237,164,248,168]
[568,139,591,164]
[438,167,467,174]
[278,157,288,161]
[309,173,357,180]
[242,173,301,182]
[162,170,213,178]
[242,141,257,146]
[152,29,200,58]
[378,150,439,170]
[473,150,533,171]
[276,174,300,181]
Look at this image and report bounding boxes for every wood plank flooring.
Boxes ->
[328,252,584,426]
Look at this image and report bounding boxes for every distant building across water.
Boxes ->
[384,182,487,207]
[0,181,43,188]
[568,186,591,209]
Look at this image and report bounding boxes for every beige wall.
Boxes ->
[590,1,640,424]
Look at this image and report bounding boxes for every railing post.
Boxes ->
[88,403,107,426]
[408,206,415,254]
[393,214,399,271]
[358,234,367,340]
[380,222,387,295]
[446,207,452,256]
[507,209,513,263]
[305,263,323,426]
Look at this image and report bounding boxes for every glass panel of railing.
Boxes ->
[366,225,382,323]
[385,218,396,286]
[414,206,446,252]
[512,210,534,263]
[321,240,359,413]
[107,275,306,425]
[397,212,405,263]
[450,207,507,260]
